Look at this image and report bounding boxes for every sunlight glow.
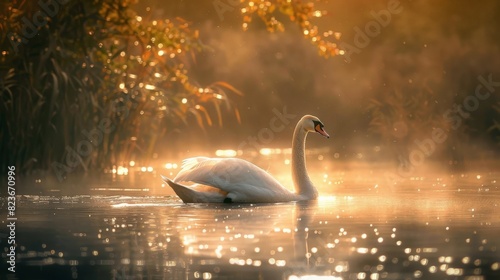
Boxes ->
[216,149,237,157]
[116,166,128,175]
[357,248,369,254]
[140,166,154,172]
[318,196,336,203]
[259,148,282,156]
[165,163,178,169]
[260,148,272,156]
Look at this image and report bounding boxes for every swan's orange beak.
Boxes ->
[315,124,330,138]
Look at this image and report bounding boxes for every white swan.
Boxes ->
[161,115,330,203]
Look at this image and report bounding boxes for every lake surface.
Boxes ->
[2,168,500,280]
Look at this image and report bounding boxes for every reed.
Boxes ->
[0,0,241,175]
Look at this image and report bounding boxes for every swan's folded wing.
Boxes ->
[162,176,227,203]
[173,157,293,202]
[175,158,252,185]
[175,157,223,183]
[180,157,211,170]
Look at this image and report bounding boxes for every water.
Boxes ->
[2,169,500,280]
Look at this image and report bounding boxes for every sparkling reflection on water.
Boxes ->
[5,179,500,280]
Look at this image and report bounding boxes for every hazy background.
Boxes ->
[136,0,500,164]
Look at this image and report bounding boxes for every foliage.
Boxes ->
[0,0,241,175]
[240,0,341,57]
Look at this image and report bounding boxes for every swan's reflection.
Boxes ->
[104,199,388,279]
[103,200,328,279]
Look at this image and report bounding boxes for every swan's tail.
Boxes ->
[161,175,199,203]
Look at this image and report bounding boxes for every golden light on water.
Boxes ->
[259,148,285,156]
[260,148,272,156]
[139,166,154,172]
[289,276,342,280]
[92,188,150,192]
[16,176,500,277]
[215,149,238,157]
[117,166,128,175]
[164,163,178,169]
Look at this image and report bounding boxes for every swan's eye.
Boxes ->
[312,120,330,138]
[312,120,324,131]
[315,123,321,132]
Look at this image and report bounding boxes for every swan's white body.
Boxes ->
[162,115,329,203]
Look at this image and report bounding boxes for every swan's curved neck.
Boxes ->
[291,124,318,199]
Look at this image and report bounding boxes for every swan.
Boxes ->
[161,115,330,203]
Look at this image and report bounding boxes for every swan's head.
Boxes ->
[301,115,330,138]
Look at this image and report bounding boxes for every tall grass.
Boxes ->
[0,0,241,175]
